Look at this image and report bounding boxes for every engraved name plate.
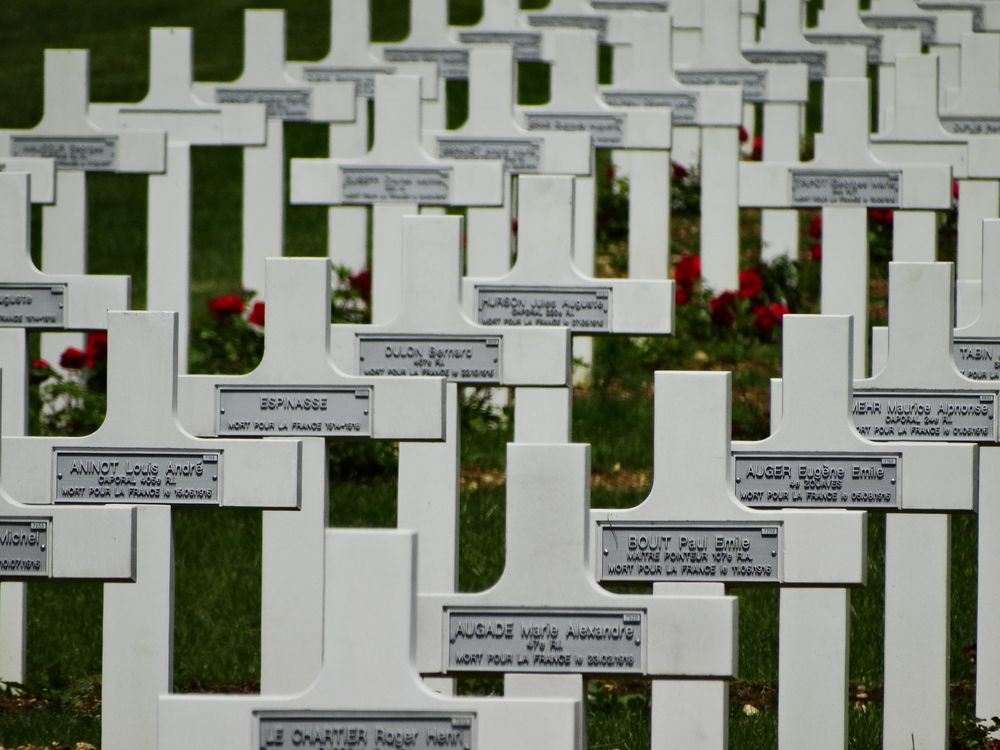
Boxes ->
[437,137,543,173]
[215,88,312,120]
[255,712,476,750]
[598,523,782,583]
[447,609,644,673]
[217,386,372,437]
[602,91,699,125]
[675,70,767,102]
[457,31,542,61]
[302,67,390,98]
[340,166,451,203]
[861,15,936,44]
[742,49,826,81]
[358,336,500,384]
[941,117,1000,135]
[11,136,117,171]
[790,170,901,207]
[0,284,65,328]
[852,391,998,442]
[476,286,611,331]
[0,519,50,578]
[733,453,899,508]
[526,14,608,41]
[381,47,470,80]
[954,339,1000,381]
[524,113,626,147]
[918,3,983,32]
[803,33,881,64]
[592,0,668,9]
[53,450,222,504]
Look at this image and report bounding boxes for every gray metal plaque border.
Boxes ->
[852,389,998,443]
[216,385,372,437]
[357,335,501,384]
[475,285,612,331]
[254,711,477,750]
[0,518,51,579]
[0,284,66,328]
[789,169,901,207]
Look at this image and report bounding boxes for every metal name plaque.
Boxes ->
[255,712,476,750]
[447,609,644,673]
[918,3,983,32]
[437,137,543,173]
[803,33,882,64]
[742,49,826,81]
[733,454,899,509]
[215,88,312,120]
[524,113,626,147]
[598,523,782,583]
[0,519,50,578]
[861,14,936,44]
[602,91,699,125]
[526,14,608,41]
[941,117,1000,135]
[341,166,451,203]
[852,391,998,442]
[790,170,901,207]
[217,386,372,437]
[358,336,501,384]
[302,67,390,99]
[954,339,1000,381]
[53,450,222,504]
[675,70,767,102]
[476,286,611,331]
[457,31,542,61]
[592,0,668,9]
[381,47,469,80]
[11,136,117,171]
[0,284,65,328]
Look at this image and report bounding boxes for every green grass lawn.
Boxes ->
[0,1,986,748]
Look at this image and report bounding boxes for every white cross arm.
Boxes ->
[0,157,54,203]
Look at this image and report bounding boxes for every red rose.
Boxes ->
[869,208,894,226]
[809,244,822,262]
[511,217,518,236]
[675,286,690,306]
[85,331,108,368]
[673,255,701,285]
[32,359,50,371]
[739,126,749,143]
[953,179,960,201]
[208,294,245,319]
[751,136,763,161]
[672,161,689,180]
[348,270,372,301]
[709,291,738,327]
[738,268,764,300]
[808,215,822,238]
[60,347,86,369]
[247,301,265,327]
[755,302,790,334]
[606,165,617,181]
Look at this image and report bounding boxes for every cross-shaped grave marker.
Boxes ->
[0,50,165,368]
[1,311,302,750]
[0,156,54,204]
[590,367,866,750]
[159,529,581,750]
[733,314,975,750]
[286,0,437,272]
[427,47,591,279]
[856,262,993,750]
[176,257,446,694]
[740,77,951,376]
[805,0,885,65]
[89,27,267,373]
[417,441,738,740]
[600,11,743,279]
[329,215,569,599]
[916,0,998,32]
[452,0,544,62]
[193,10,355,297]
[521,0,612,44]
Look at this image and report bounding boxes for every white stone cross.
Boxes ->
[177,256,446,694]
[159,529,581,750]
[193,10,355,298]
[286,0,437,272]
[291,74,503,323]
[330,215,570,600]
[602,11,744,280]
[804,0,885,65]
[734,314,976,750]
[857,262,991,750]
[588,367,865,750]
[427,47,591,279]
[0,50,165,369]
[515,28,671,312]
[0,172,129,331]
[522,0,612,44]
[89,27,267,373]
[916,0,1000,31]
[452,0,544,62]
[743,0,828,81]
[1,311,302,750]
[417,441,738,738]
[740,77,951,376]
